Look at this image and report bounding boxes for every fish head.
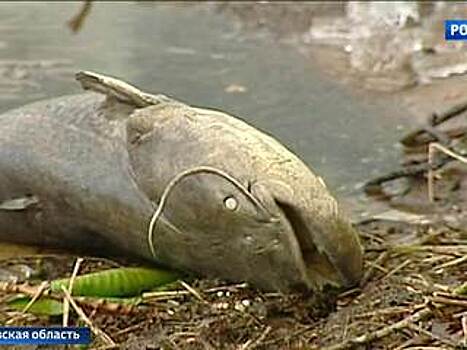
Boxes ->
[150,164,363,292]
[130,105,364,292]
[250,174,364,290]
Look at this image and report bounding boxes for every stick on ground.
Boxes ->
[63,257,84,327]
[428,142,467,202]
[322,307,433,350]
[400,99,467,147]
[61,285,116,347]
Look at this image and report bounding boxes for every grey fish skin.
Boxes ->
[0,93,154,254]
[0,77,363,292]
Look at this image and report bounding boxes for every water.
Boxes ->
[0,2,413,203]
[308,2,467,89]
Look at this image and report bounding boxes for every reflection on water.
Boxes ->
[308,2,467,90]
[0,2,413,209]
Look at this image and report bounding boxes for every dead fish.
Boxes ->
[0,71,363,292]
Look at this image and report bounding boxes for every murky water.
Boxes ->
[0,3,414,208]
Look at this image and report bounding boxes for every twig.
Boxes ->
[337,288,361,299]
[354,304,425,319]
[363,150,464,194]
[238,326,272,350]
[142,282,247,299]
[113,322,147,337]
[93,344,121,350]
[5,281,49,325]
[364,162,438,191]
[431,296,467,308]
[433,290,467,299]
[142,290,190,300]
[1,280,139,315]
[321,306,433,350]
[392,338,416,350]
[400,99,467,147]
[0,282,47,296]
[462,314,467,346]
[428,142,467,202]
[261,326,316,347]
[422,126,452,147]
[338,284,467,350]
[364,260,388,275]
[20,281,48,314]
[179,280,205,302]
[365,104,466,194]
[400,347,448,350]
[63,257,84,327]
[381,259,411,281]
[74,297,139,315]
[366,244,467,255]
[60,285,116,347]
[204,283,249,293]
[407,322,457,348]
[359,231,385,244]
[434,255,467,270]
[67,0,92,33]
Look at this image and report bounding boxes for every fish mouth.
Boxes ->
[274,199,361,289]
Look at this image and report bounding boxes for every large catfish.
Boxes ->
[0,71,363,292]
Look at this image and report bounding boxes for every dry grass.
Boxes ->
[0,208,465,349]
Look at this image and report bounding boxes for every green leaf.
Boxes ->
[7,295,63,316]
[51,267,181,298]
[454,282,467,296]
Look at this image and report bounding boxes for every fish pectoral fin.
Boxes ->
[75,70,180,109]
[0,195,39,211]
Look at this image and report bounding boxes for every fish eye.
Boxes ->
[223,196,238,211]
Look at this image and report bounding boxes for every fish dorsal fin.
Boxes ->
[75,70,181,108]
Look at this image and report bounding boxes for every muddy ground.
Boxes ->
[1,176,465,349]
[0,2,466,350]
